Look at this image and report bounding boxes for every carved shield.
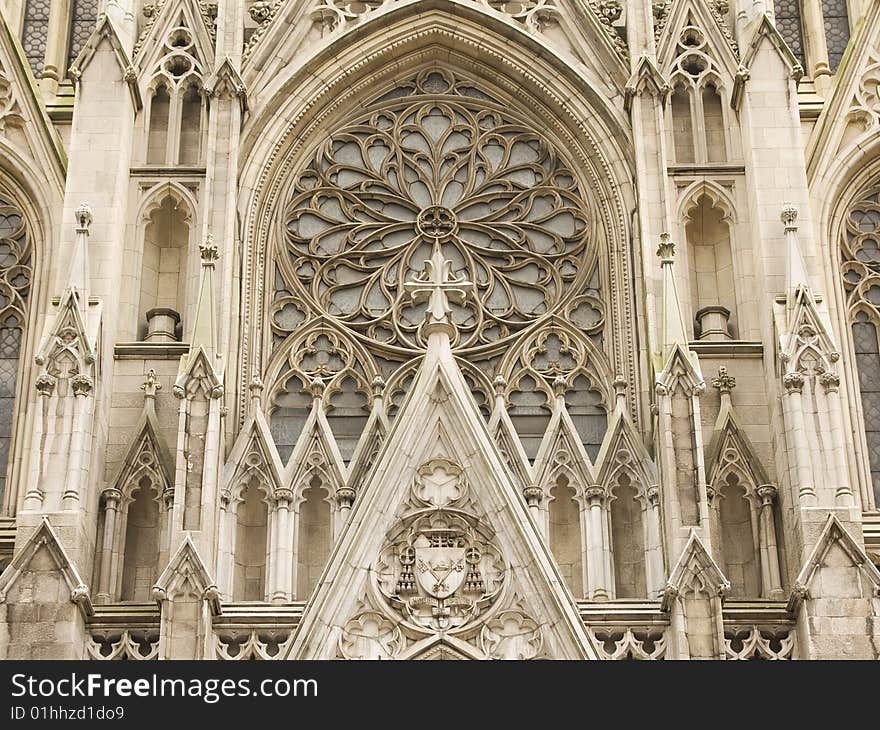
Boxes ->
[415,545,467,599]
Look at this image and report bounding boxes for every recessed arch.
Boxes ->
[235,10,639,433]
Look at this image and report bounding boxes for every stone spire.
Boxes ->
[189,236,219,365]
[657,233,689,361]
[68,203,92,311]
[782,203,810,311]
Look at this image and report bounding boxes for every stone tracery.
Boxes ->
[276,69,597,357]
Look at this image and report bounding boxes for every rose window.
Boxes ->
[277,70,596,354]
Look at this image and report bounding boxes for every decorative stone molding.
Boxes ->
[724,626,795,660]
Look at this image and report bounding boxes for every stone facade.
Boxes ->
[0,0,878,660]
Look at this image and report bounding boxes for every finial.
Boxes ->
[403,240,474,339]
[249,376,264,408]
[370,375,385,400]
[657,232,675,263]
[309,376,325,402]
[781,202,798,232]
[710,366,736,395]
[613,374,627,408]
[199,235,219,265]
[75,203,92,232]
[141,369,162,399]
[552,375,566,399]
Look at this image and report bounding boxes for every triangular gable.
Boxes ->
[35,288,97,371]
[282,401,348,491]
[242,1,628,100]
[488,403,534,490]
[0,517,93,618]
[779,285,840,369]
[69,15,142,111]
[222,407,285,497]
[593,404,657,489]
[662,529,730,607]
[286,332,597,659]
[346,400,388,490]
[704,400,770,490]
[533,401,596,491]
[656,342,704,393]
[738,13,803,81]
[109,405,175,496]
[205,57,248,112]
[153,535,220,614]
[656,0,739,74]
[133,0,216,66]
[787,514,880,612]
[624,55,671,112]
[0,12,66,187]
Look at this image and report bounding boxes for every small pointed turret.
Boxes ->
[782,203,810,313]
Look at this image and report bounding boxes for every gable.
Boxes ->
[287,331,598,659]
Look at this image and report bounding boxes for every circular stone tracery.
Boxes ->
[416,205,458,239]
[277,70,596,354]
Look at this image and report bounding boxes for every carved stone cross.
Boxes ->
[404,241,474,336]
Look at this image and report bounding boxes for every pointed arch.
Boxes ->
[0,182,36,513]
[236,9,639,434]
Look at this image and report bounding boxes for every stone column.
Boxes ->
[523,486,544,530]
[38,0,72,93]
[95,488,121,603]
[644,485,665,597]
[271,488,294,603]
[820,373,855,507]
[782,372,816,506]
[335,488,355,532]
[585,486,609,601]
[215,492,233,600]
[62,374,93,508]
[756,485,784,599]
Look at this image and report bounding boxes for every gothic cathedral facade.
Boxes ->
[0,0,878,661]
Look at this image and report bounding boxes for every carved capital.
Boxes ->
[71,373,94,397]
[35,372,57,397]
[102,487,122,508]
[249,376,264,407]
[552,374,566,398]
[757,484,778,505]
[335,487,356,509]
[819,371,840,393]
[151,585,166,603]
[172,383,186,399]
[646,485,660,506]
[371,375,385,399]
[492,374,507,397]
[275,488,294,508]
[586,485,606,504]
[782,371,804,394]
[210,384,225,400]
[523,485,543,508]
[309,376,325,400]
[612,374,628,402]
